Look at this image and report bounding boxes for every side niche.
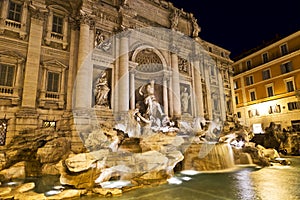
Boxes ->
[92,67,112,108]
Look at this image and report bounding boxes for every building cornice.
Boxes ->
[233,48,300,79]
[234,30,300,64]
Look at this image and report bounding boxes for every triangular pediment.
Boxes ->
[0,50,25,62]
[43,59,68,69]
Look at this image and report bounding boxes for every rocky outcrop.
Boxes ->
[0,128,73,175]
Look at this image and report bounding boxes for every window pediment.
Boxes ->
[47,5,69,16]
[0,50,25,63]
[42,59,68,71]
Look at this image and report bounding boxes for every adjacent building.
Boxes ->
[0,0,233,150]
[233,31,300,132]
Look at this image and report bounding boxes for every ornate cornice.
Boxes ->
[28,4,47,22]
[78,10,94,26]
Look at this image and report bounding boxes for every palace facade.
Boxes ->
[233,31,300,132]
[0,0,233,150]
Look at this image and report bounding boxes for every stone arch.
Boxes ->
[131,45,168,71]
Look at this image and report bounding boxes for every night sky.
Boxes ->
[171,1,300,60]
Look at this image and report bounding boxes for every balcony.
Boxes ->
[0,86,21,105]
[5,19,21,29]
[0,86,13,95]
[50,32,63,41]
[45,91,60,99]
[39,91,65,109]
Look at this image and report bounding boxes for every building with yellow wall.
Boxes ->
[233,31,300,132]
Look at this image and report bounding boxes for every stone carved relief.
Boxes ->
[169,7,182,31]
[135,49,163,72]
[178,57,190,75]
[95,29,112,52]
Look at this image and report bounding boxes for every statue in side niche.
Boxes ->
[94,71,110,107]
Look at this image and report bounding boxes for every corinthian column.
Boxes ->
[217,65,226,121]
[163,77,169,115]
[193,54,204,117]
[118,34,129,113]
[204,57,213,120]
[171,51,181,118]
[75,13,92,109]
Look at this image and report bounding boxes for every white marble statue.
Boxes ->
[94,71,110,107]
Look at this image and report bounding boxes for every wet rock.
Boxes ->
[46,189,87,199]
[262,148,280,160]
[84,129,117,151]
[14,191,47,200]
[41,161,63,175]
[16,182,35,193]
[242,146,270,167]
[60,167,101,189]
[0,187,12,196]
[37,138,71,164]
[0,161,26,181]
[65,149,110,173]
[139,132,184,152]
[92,187,122,196]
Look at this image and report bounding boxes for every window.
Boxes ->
[8,1,22,22]
[0,64,15,87]
[262,52,269,63]
[43,121,56,128]
[47,72,59,92]
[286,81,294,92]
[0,119,8,146]
[250,91,256,101]
[248,110,253,118]
[44,5,69,49]
[262,69,271,80]
[249,89,256,101]
[208,47,212,52]
[280,61,293,74]
[280,44,288,56]
[235,95,239,104]
[287,102,300,110]
[245,75,254,86]
[52,15,63,34]
[237,112,241,118]
[246,60,252,69]
[266,86,274,97]
[234,81,238,89]
[210,65,215,76]
[269,105,281,114]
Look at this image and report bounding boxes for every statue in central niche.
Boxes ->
[136,83,169,129]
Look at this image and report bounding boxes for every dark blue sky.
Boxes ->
[171,1,300,60]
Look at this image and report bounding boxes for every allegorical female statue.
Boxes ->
[94,71,110,107]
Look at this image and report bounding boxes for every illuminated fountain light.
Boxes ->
[100,180,132,189]
[180,176,192,181]
[167,177,182,185]
[5,181,22,186]
[44,190,62,197]
[180,170,201,176]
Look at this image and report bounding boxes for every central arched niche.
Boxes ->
[131,47,168,113]
[134,48,163,72]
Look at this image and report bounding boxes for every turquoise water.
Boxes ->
[76,156,300,200]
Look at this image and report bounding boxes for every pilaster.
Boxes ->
[21,5,46,108]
